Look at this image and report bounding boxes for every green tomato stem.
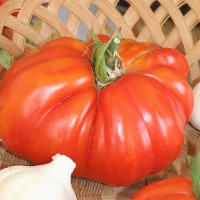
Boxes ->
[90,29,124,90]
[107,29,121,55]
[94,41,112,82]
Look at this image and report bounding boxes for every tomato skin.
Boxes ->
[0,36,194,186]
[131,177,196,200]
[40,37,91,55]
[119,39,189,80]
[143,67,193,122]
[86,72,189,185]
[2,47,86,84]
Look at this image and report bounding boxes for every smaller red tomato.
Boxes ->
[132,177,196,200]
[131,152,200,200]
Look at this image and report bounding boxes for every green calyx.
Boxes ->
[186,151,200,199]
[90,29,124,90]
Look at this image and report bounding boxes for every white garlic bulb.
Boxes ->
[190,82,200,131]
[0,154,77,200]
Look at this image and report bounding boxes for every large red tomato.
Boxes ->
[0,33,194,186]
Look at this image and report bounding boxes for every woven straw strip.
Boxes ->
[187,42,200,65]
[13,1,72,50]
[163,10,197,48]
[39,0,65,40]
[90,0,119,36]
[13,1,47,50]
[0,35,24,59]
[92,0,133,38]
[133,4,167,42]
[64,0,91,38]
[5,15,45,46]
[0,0,23,32]
[129,0,166,44]
[62,0,102,35]
[159,0,194,51]
[187,0,200,21]
[127,0,159,42]
[34,5,73,36]
[123,6,139,28]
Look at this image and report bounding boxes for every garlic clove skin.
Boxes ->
[190,82,200,131]
[0,154,77,200]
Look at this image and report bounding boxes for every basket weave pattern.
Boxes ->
[0,0,200,199]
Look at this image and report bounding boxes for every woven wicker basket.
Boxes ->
[0,0,200,199]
